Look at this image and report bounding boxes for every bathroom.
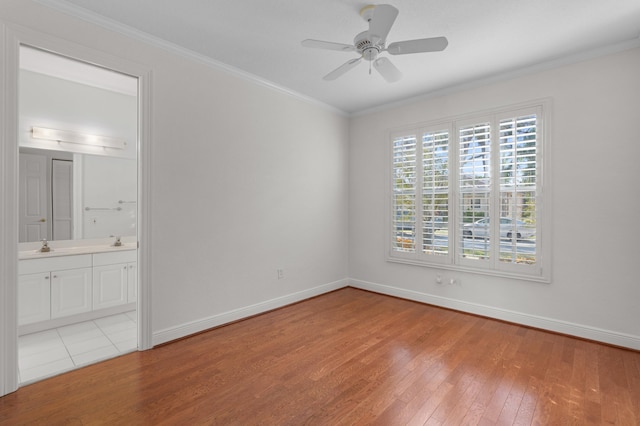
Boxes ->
[17,45,139,383]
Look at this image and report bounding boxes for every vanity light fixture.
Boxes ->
[31,126,126,150]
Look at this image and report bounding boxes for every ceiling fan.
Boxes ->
[302,4,448,83]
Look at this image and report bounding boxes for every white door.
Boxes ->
[93,264,128,309]
[50,268,92,318]
[19,153,48,242]
[52,159,73,240]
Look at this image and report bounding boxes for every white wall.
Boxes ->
[150,66,350,339]
[1,0,350,349]
[349,47,640,348]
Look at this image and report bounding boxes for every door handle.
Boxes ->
[39,218,46,222]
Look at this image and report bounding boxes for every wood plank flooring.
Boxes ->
[1,287,639,425]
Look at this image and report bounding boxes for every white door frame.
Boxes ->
[0,23,153,396]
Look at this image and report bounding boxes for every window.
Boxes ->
[389,101,549,281]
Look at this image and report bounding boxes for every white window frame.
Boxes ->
[387,99,551,282]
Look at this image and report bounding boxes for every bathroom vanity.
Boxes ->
[18,243,136,335]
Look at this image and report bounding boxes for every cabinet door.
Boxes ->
[18,273,51,325]
[127,262,137,303]
[93,263,128,310]
[51,268,92,318]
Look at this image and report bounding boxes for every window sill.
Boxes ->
[386,255,551,283]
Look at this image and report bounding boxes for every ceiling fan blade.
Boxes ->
[387,37,449,55]
[301,39,355,52]
[368,4,399,44]
[373,57,402,83]
[323,58,362,81]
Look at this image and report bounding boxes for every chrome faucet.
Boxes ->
[40,239,51,252]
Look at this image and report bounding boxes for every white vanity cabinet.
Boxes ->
[92,250,137,310]
[18,248,137,332]
[18,254,92,325]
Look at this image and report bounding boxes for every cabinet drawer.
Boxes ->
[19,254,92,275]
[93,250,136,266]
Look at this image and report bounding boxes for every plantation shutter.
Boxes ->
[459,122,491,262]
[422,130,449,256]
[498,114,538,264]
[392,135,417,253]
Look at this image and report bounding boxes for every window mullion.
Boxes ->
[489,116,500,270]
[415,132,424,257]
[449,123,459,264]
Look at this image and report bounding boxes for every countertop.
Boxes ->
[19,243,136,260]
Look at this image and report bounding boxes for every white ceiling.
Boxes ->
[39,0,640,114]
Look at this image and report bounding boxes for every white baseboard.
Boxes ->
[18,302,135,336]
[152,277,639,350]
[349,278,640,351]
[152,279,348,346]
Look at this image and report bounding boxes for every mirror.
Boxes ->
[19,147,137,242]
[18,46,138,242]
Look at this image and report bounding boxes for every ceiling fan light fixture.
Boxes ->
[363,47,379,62]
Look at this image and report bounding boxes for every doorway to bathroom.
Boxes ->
[16,45,140,384]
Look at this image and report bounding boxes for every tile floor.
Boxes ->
[18,311,137,384]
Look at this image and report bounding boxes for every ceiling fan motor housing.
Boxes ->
[354,31,381,61]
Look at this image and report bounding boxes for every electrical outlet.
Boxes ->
[277,269,284,280]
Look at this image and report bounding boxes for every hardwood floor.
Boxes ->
[1,287,639,425]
